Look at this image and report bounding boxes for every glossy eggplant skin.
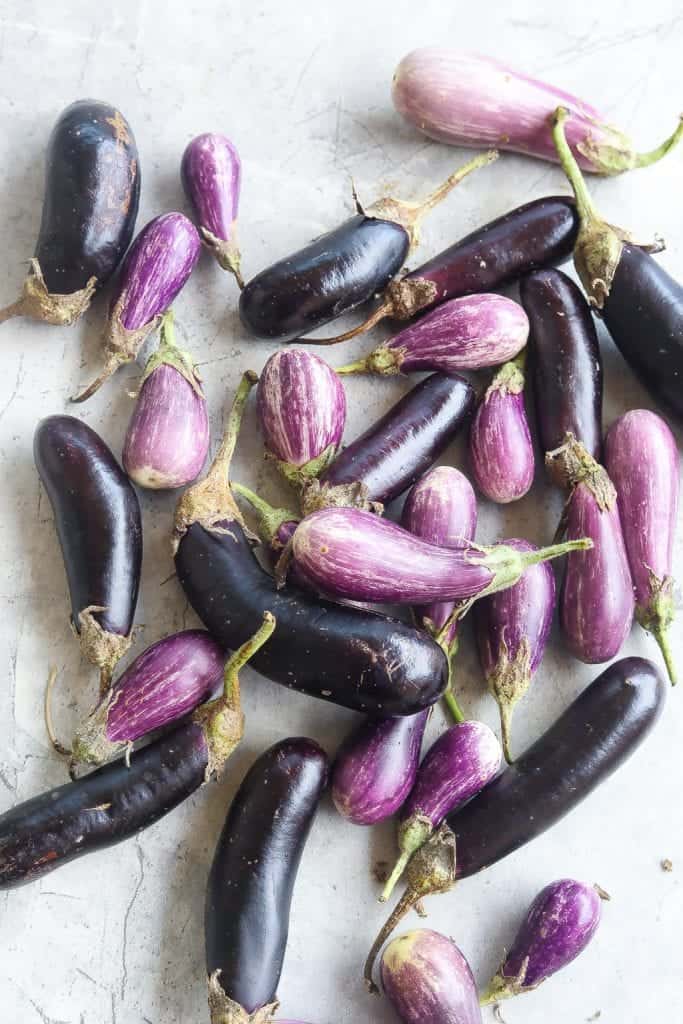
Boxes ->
[34,415,142,640]
[239,215,409,342]
[175,521,448,716]
[205,738,328,1014]
[447,657,665,879]
[37,100,140,293]
[0,723,207,889]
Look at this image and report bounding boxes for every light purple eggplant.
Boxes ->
[331,711,429,826]
[480,879,602,1005]
[392,49,683,175]
[335,294,528,377]
[548,436,634,663]
[380,929,482,1022]
[181,132,243,286]
[475,539,555,763]
[122,310,209,489]
[469,353,534,503]
[73,212,201,402]
[381,721,501,902]
[290,507,590,606]
[70,629,225,770]
[605,410,679,684]
[256,349,347,489]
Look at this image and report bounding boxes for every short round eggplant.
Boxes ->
[122,310,209,489]
[34,415,142,690]
[481,879,602,1005]
[469,353,534,504]
[73,212,201,402]
[331,711,428,826]
[380,929,482,1022]
[605,409,679,683]
[206,737,328,1022]
[0,100,140,327]
[174,373,449,717]
[181,131,244,285]
[0,616,275,889]
[520,267,603,477]
[239,151,497,343]
[475,539,555,763]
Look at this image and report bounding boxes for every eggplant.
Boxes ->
[308,196,578,344]
[303,373,474,514]
[380,929,482,1021]
[392,49,683,173]
[475,539,555,762]
[238,151,496,342]
[257,349,347,488]
[231,483,299,565]
[605,409,679,683]
[335,294,529,376]
[331,711,428,826]
[0,100,140,327]
[34,415,142,691]
[73,212,201,402]
[520,267,603,478]
[174,373,449,716]
[0,616,275,889]
[469,353,534,503]
[380,721,501,902]
[481,879,602,1005]
[181,132,244,286]
[206,737,328,1021]
[552,107,683,420]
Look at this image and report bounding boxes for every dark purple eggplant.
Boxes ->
[380,929,482,1021]
[238,152,496,343]
[0,100,140,327]
[520,268,603,478]
[303,373,474,514]
[331,711,428,826]
[206,737,328,1021]
[0,616,275,889]
[174,374,449,717]
[34,415,142,691]
[552,107,683,420]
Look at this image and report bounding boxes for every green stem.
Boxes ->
[499,700,514,766]
[521,538,592,566]
[552,107,601,227]
[231,481,298,546]
[633,116,683,168]
[212,371,259,482]
[653,624,677,686]
[222,611,276,703]
[335,358,370,375]
[443,680,465,725]
[380,850,412,904]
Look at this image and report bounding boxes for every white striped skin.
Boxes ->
[181,133,241,242]
[381,929,482,1024]
[470,389,534,503]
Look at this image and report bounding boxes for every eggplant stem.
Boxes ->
[633,116,683,168]
[303,300,393,346]
[552,108,599,227]
[379,851,412,904]
[335,357,371,374]
[44,667,73,758]
[222,611,276,703]
[443,685,465,725]
[499,701,514,765]
[364,886,418,994]
[211,371,259,483]
[0,298,25,324]
[71,355,123,403]
[232,481,298,546]
[522,538,592,566]
[653,625,677,686]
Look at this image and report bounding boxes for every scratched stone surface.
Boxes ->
[0,2,681,1022]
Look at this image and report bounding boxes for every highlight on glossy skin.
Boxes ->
[181,132,243,286]
[481,879,602,1005]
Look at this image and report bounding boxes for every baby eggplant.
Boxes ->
[0,100,140,327]
[380,929,482,1021]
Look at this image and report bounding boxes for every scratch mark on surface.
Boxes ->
[120,839,145,1000]
[0,353,25,423]
[28,998,69,1024]
[291,43,322,103]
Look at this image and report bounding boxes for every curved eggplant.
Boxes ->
[181,132,243,285]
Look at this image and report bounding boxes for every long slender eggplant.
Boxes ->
[605,409,679,683]
[34,415,142,690]
[380,929,482,1021]
[303,373,474,514]
[0,100,140,327]
[182,132,244,286]
[307,196,579,344]
[331,711,428,826]
[0,616,275,889]
[73,212,201,402]
[552,107,683,420]
[206,737,328,1023]
[520,267,603,479]
[174,374,448,716]
[238,151,496,342]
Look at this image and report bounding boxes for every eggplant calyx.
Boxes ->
[140,309,204,398]
[545,433,617,509]
[637,573,677,685]
[486,637,532,764]
[299,478,383,517]
[0,259,97,327]
[386,275,439,320]
[479,958,532,1006]
[200,225,245,289]
[70,695,123,770]
[380,814,434,903]
[77,606,134,694]
[577,114,683,176]
[267,442,340,490]
[336,344,405,377]
[231,482,299,548]
[484,352,526,399]
[207,970,279,1024]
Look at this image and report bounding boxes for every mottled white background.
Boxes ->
[0,1,682,1021]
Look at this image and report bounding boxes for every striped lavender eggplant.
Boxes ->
[481,880,602,1005]
[335,294,528,376]
[331,711,428,826]
[122,311,209,489]
[475,540,555,762]
[73,212,201,401]
[380,929,482,1021]
[381,721,501,901]
[392,49,683,175]
[181,132,243,286]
